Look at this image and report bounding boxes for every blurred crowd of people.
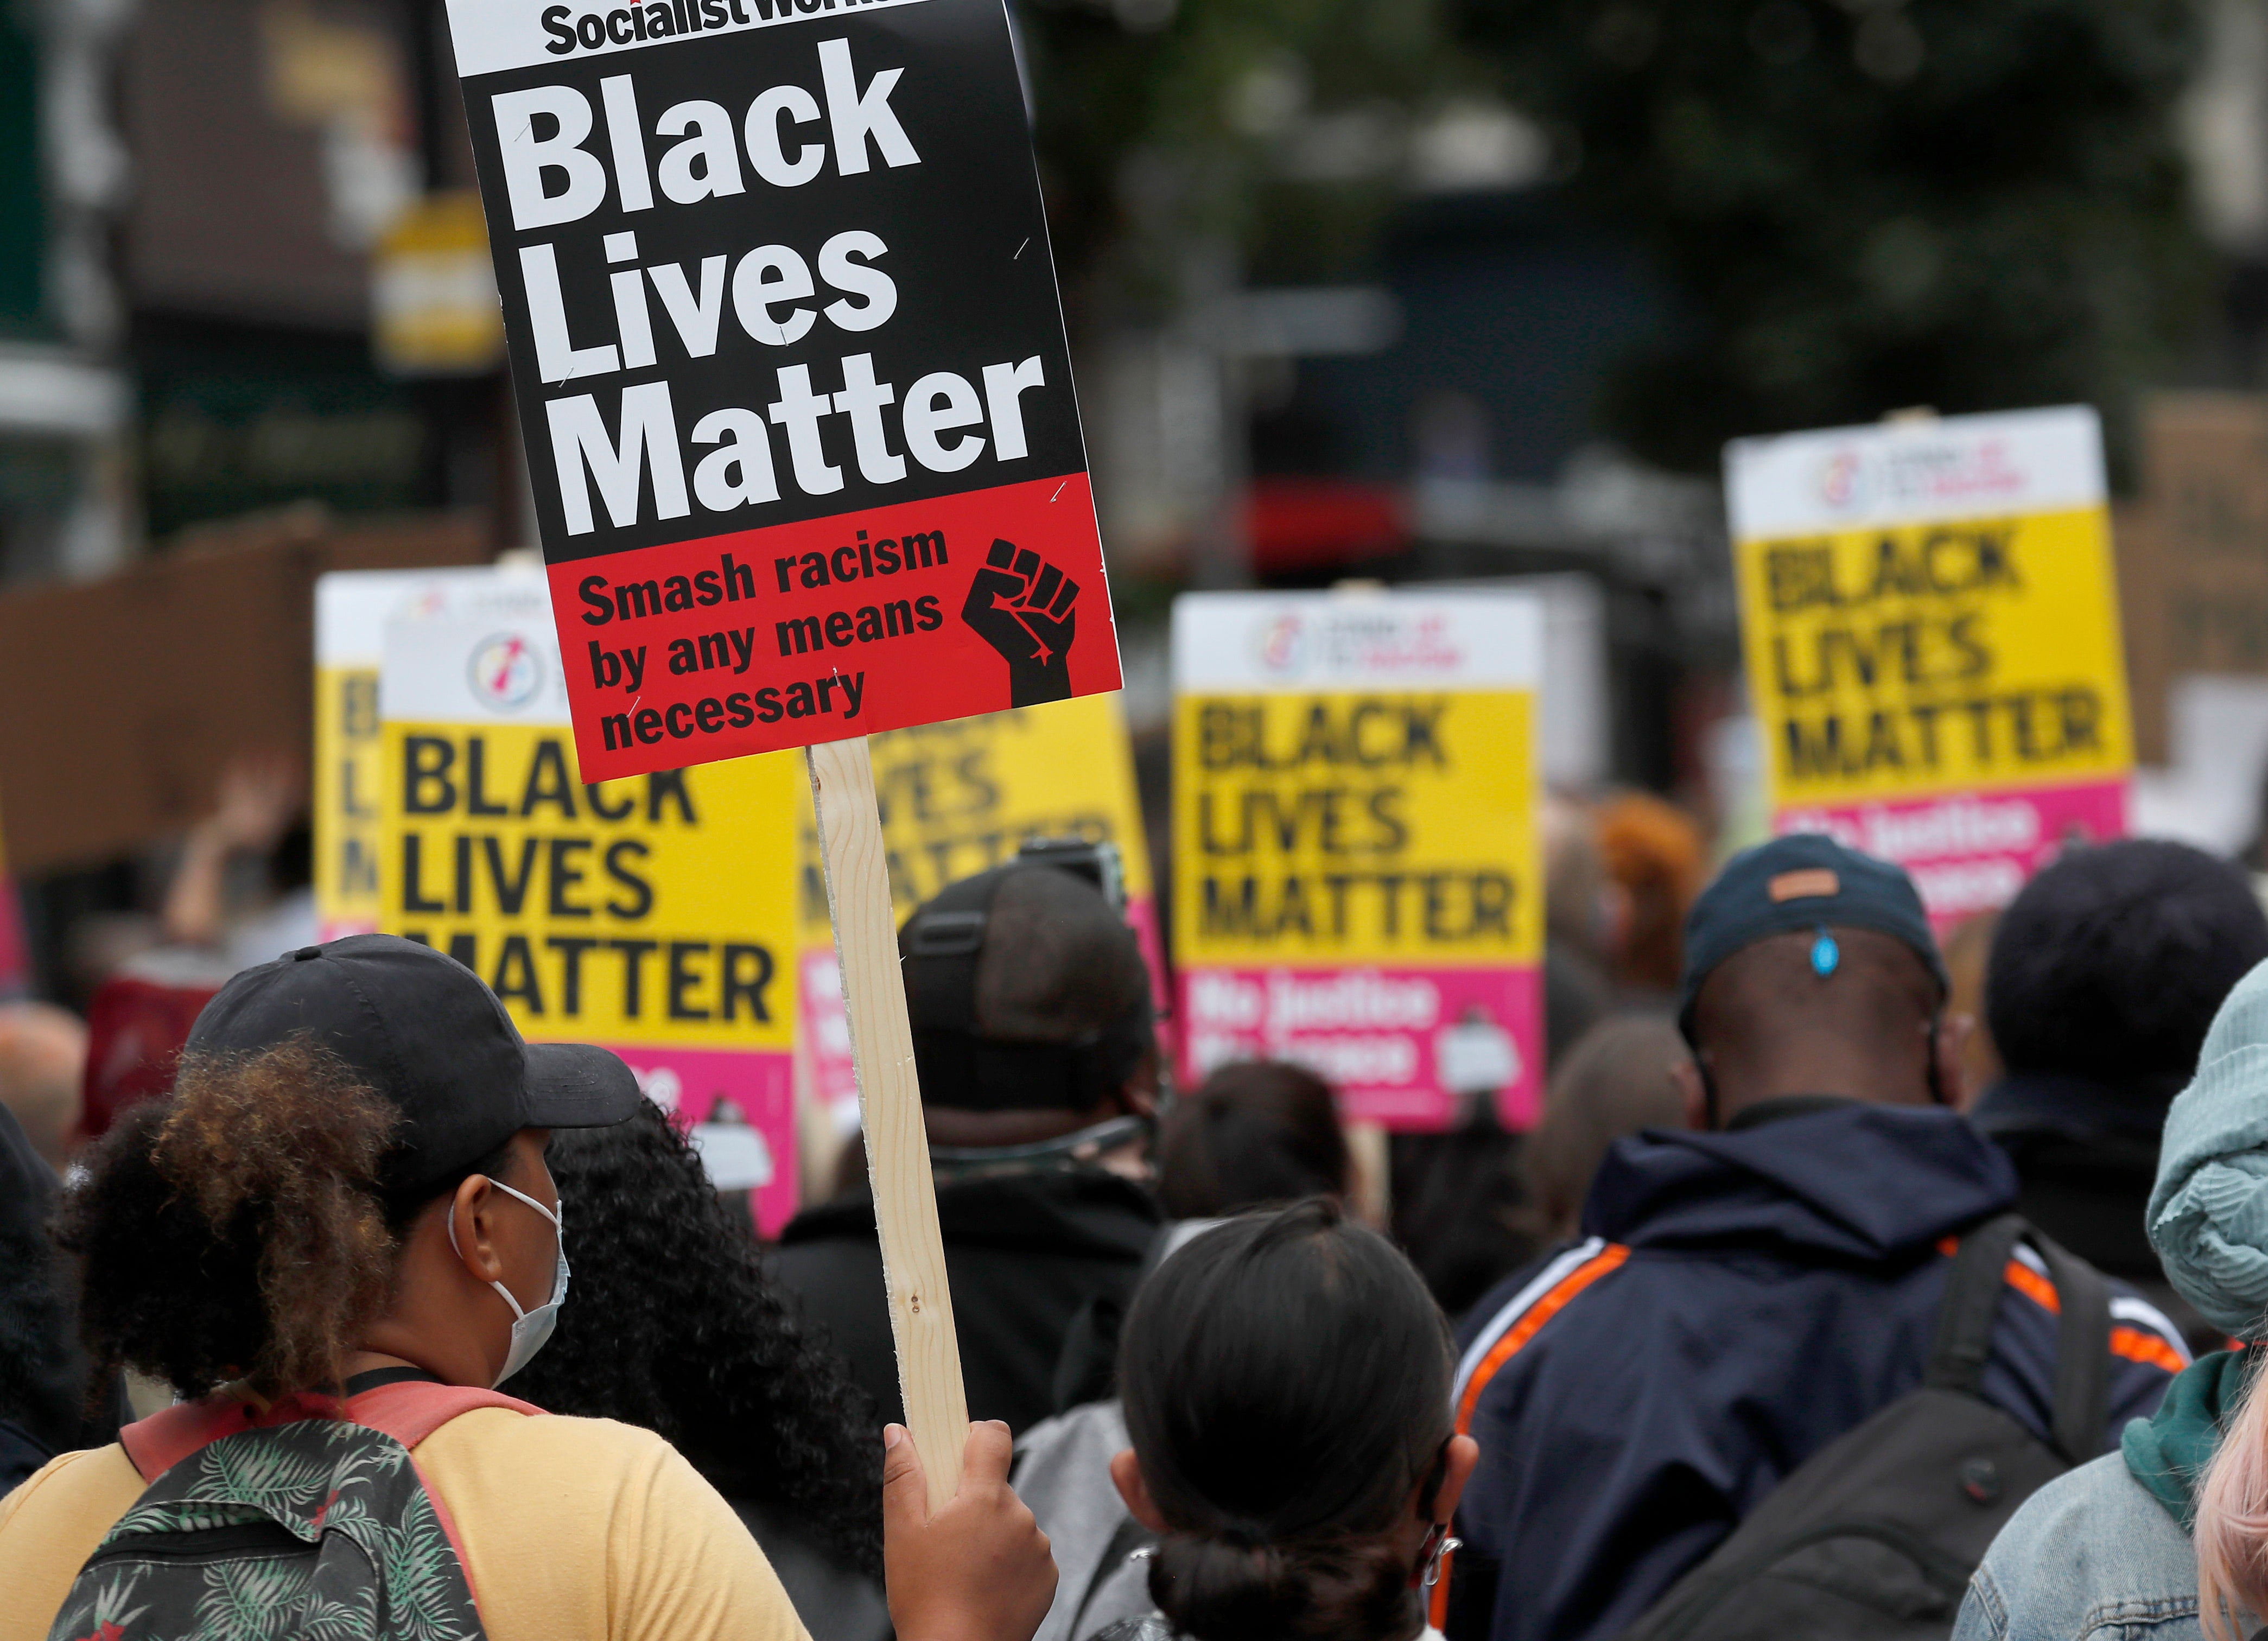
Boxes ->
[11,769,2268,1641]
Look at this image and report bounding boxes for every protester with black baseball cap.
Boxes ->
[1439,837,2186,1641]
[773,860,1164,1435]
[0,935,1058,1641]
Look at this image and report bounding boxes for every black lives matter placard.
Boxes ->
[447,0,1120,779]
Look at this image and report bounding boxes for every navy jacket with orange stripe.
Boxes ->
[1442,1099,2187,1641]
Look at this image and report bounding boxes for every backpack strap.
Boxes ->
[1923,1213,2025,1397]
[119,1380,545,1484]
[2028,1229,2112,1466]
[1922,1213,2112,1465]
[341,1378,547,1610]
[343,1379,545,1449]
[120,1391,342,1483]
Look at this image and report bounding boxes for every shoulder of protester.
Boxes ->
[1961,1452,2199,1640]
[1451,1101,2187,1470]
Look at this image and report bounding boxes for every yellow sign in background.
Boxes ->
[316,662,386,936]
[317,568,497,941]
[1736,507,2133,809]
[380,722,798,1051]
[796,692,1155,944]
[795,692,1159,1143]
[1171,690,1541,969]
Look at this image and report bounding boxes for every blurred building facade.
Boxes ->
[0,0,513,591]
[0,0,2259,822]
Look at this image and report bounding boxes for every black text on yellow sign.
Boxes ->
[379,723,798,1048]
[793,695,1156,938]
[316,667,385,931]
[1736,509,2132,804]
[1172,691,1542,962]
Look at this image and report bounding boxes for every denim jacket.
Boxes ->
[1955,1349,2258,1641]
[1954,1453,2202,1641]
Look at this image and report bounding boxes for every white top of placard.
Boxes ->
[1724,405,2105,540]
[380,579,573,726]
[447,0,936,79]
[319,567,551,667]
[1172,590,1544,693]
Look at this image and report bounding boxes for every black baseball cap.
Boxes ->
[900,862,1154,1112]
[1677,834,1949,1044]
[186,933,642,1195]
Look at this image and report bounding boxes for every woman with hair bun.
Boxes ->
[1096,1198,1478,1641]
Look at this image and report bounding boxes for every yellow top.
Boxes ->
[0,1409,811,1641]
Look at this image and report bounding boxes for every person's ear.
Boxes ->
[1115,1048,1160,1120]
[1671,1054,1710,1131]
[1934,1013,1974,1108]
[1426,1434,1481,1526]
[447,1174,507,1286]
[1110,1448,1171,1533]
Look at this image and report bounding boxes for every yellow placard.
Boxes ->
[378,723,798,1050]
[315,662,386,937]
[1737,507,2133,809]
[797,692,1155,943]
[1171,689,1541,968]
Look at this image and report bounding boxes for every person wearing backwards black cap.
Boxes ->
[772,860,1165,1436]
[0,934,1057,1641]
[1435,836,2189,1641]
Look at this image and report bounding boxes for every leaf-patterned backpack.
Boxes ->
[45,1369,542,1641]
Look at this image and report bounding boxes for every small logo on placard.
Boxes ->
[1818,449,1865,511]
[1253,613,1307,675]
[1812,435,2029,518]
[468,632,541,710]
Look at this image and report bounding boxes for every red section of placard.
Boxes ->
[0,879,27,997]
[551,472,1117,781]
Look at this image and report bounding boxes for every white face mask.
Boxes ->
[448,1175,568,1387]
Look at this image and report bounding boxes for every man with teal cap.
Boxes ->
[1445,834,2189,1641]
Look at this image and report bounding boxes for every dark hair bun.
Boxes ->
[1148,1530,1416,1641]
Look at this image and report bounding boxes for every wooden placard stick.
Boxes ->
[806,734,969,1512]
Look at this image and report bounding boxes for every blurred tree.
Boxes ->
[0,9,43,339]
[1018,0,1480,315]
[1451,0,2214,473]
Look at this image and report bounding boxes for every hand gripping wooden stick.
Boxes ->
[806,735,970,1511]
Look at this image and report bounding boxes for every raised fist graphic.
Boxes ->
[962,538,1078,705]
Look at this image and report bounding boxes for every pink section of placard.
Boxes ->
[1176,964,1544,1132]
[1774,778,2130,932]
[1123,893,1174,1070]
[800,945,859,1120]
[604,1044,798,1238]
[0,880,27,997]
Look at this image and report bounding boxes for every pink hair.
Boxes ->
[2197,1354,2268,1640]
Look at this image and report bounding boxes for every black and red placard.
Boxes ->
[447,0,1119,778]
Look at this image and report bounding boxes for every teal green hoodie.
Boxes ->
[2123,1348,2250,1528]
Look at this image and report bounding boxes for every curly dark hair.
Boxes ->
[56,1040,453,1402]
[506,1099,883,1577]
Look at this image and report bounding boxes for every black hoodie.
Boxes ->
[769,1165,1161,1435]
